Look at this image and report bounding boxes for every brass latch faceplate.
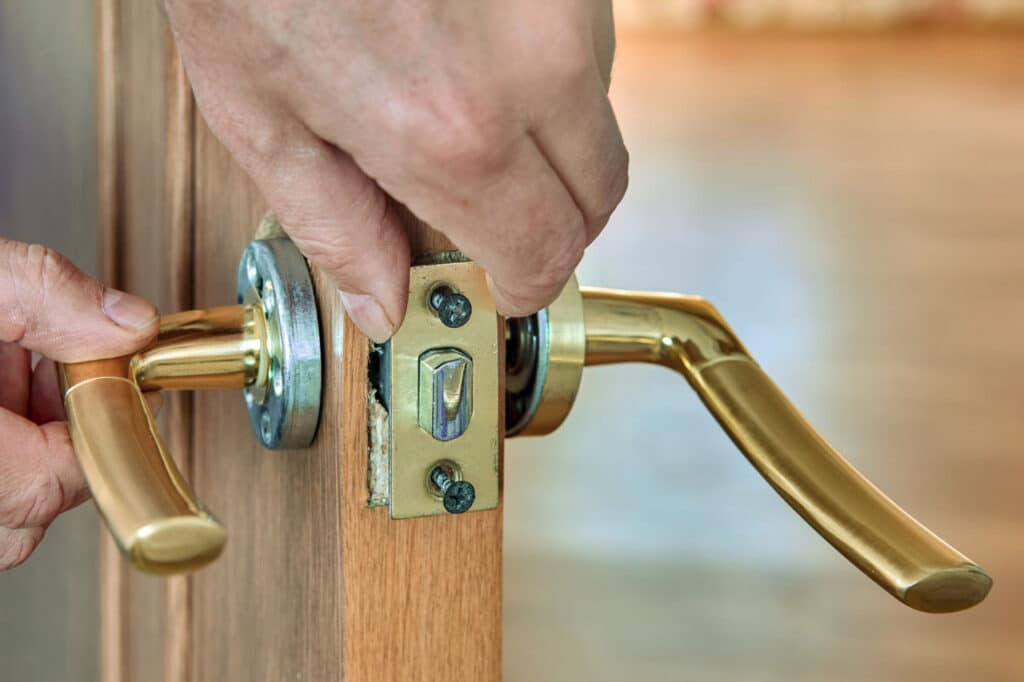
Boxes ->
[376,259,500,519]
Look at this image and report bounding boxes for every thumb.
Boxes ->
[0,240,159,362]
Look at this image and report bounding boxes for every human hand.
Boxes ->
[0,239,159,569]
[165,0,628,341]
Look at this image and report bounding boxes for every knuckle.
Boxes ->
[0,529,41,571]
[0,241,88,341]
[21,244,78,301]
[284,180,391,290]
[401,93,515,178]
[204,101,303,172]
[610,150,630,205]
[205,104,262,156]
[591,151,629,230]
[292,232,363,282]
[0,469,66,530]
[536,229,586,290]
[502,227,586,316]
[25,243,75,292]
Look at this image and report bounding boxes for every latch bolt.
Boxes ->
[418,349,474,441]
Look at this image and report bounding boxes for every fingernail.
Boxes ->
[340,292,394,343]
[102,288,158,330]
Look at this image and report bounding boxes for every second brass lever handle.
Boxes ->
[579,287,992,613]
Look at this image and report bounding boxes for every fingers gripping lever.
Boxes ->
[59,237,321,574]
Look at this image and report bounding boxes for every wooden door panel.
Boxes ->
[101,3,503,679]
[189,114,503,680]
[97,2,186,680]
[191,122,345,679]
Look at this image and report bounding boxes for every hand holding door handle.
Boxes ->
[59,305,263,574]
[508,279,992,613]
[58,237,321,574]
[0,239,161,571]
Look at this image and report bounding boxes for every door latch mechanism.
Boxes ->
[371,256,501,519]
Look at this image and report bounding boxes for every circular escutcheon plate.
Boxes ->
[236,237,322,449]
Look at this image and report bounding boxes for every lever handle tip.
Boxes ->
[61,362,226,575]
[903,564,992,613]
[577,285,993,613]
[129,515,226,575]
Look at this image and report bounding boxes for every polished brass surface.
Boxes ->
[60,304,269,574]
[132,304,267,392]
[61,360,226,575]
[58,235,323,573]
[509,276,586,437]
[56,233,324,573]
[418,349,474,441]
[502,32,1024,681]
[579,286,991,613]
[385,260,500,519]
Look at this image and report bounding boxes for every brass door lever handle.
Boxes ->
[59,237,321,574]
[60,305,265,573]
[508,279,993,614]
[60,305,256,569]
[60,232,992,608]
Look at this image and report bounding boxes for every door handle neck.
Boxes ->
[132,304,268,392]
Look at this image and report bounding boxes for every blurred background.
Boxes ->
[2,2,1023,681]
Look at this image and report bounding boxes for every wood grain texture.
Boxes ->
[106,5,504,678]
[188,113,503,678]
[96,2,193,680]
[95,0,119,288]
[121,0,172,672]
[339,297,504,682]
[95,2,129,680]
[162,32,195,682]
[189,129,347,679]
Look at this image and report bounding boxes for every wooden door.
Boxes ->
[97,3,502,680]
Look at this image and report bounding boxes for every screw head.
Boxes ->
[442,480,476,514]
[430,287,472,328]
[431,465,477,514]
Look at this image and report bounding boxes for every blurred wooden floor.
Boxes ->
[504,32,1024,682]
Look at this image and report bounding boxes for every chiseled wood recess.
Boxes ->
[340,216,504,681]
